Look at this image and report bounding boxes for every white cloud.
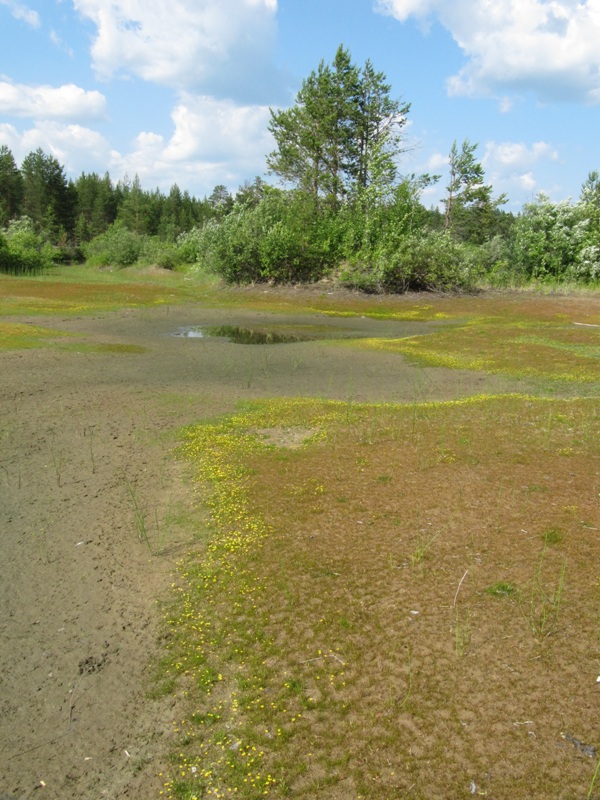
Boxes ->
[0,80,107,120]
[0,94,274,195]
[517,172,537,192]
[498,96,513,113]
[483,140,561,201]
[483,141,559,171]
[0,123,20,151]
[165,94,273,162]
[427,152,448,171]
[72,0,283,101]
[0,121,114,175]
[111,94,274,194]
[377,0,600,105]
[0,0,40,27]
[50,30,75,58]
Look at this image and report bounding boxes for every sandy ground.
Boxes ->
[0,303,530,800]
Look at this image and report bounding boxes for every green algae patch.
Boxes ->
[351,316,600,384]
[0,321,147,354]
[310,304,453,321]
[0,321,71,350]
[158,399,342,800]
[0,275,182,316]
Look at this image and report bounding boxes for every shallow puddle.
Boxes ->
[173,325,309,344]
[172,322,419,344]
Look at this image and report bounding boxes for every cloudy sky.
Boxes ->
[1,0,599,210]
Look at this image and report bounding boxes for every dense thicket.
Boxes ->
[1,49,599,290]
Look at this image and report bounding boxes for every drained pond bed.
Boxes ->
[1,286,599,800]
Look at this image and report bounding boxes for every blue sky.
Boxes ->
[1,0,599,211]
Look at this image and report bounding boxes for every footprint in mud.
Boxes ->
[78,645,110,675]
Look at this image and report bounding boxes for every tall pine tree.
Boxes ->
[268,46,409,210]
[21,148,75,238]
[0,145,23,226]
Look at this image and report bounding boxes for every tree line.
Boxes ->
[2,45,600,289]
[0,143,242,271]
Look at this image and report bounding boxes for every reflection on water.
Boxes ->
[172,319,436,344]
[173,326,205,338]
[208,326,306,344]
[173,325,309,344]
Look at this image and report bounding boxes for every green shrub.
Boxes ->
[84,221,146,267]
[175,227,212,266]
[0,217,55,274]
[0,234,19,273]
[512,196,588,281]
[570,243,600,283]
[188,189,335,284]
[341,231,475,293]
[137,238,187,270]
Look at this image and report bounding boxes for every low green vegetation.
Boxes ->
[485,581,517,598]
[350,297,600,388]
[0,320,69,349]
[158,390,599,799]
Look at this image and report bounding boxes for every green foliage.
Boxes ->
[69,219,190,270]
[0,216,55,274]
[2,150,215,251]
[2,55,600,293]
[268,46,409,209]
[116,174,152,234]
[341,231,476,293]
[138,238,189,270]
[74,171,118,241]
[0,145,24,226]
[178,220,222,274]
[84,221,146,267]
[485,581,517,598]
[512,195,593,282]
[576,173,600,281]
[176,225,212,266]
[470,235,522,287]
[208,184,234,217]
[346,175,436,258]
[0,233,18,273]
[21,148,75,239]
[190,189,336,283]
[444,139,507,244]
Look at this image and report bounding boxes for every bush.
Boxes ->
[136,238,187,270]
[188,190,336,284]
[0,234,19,273]
[0,217,55,274]
[572,243,600,282]
[84,222,146,267]
[470,235,527,288]
[175,227,213,266]
[179,220,222,274]
[341,231,476,293]
[512,196,588,281]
